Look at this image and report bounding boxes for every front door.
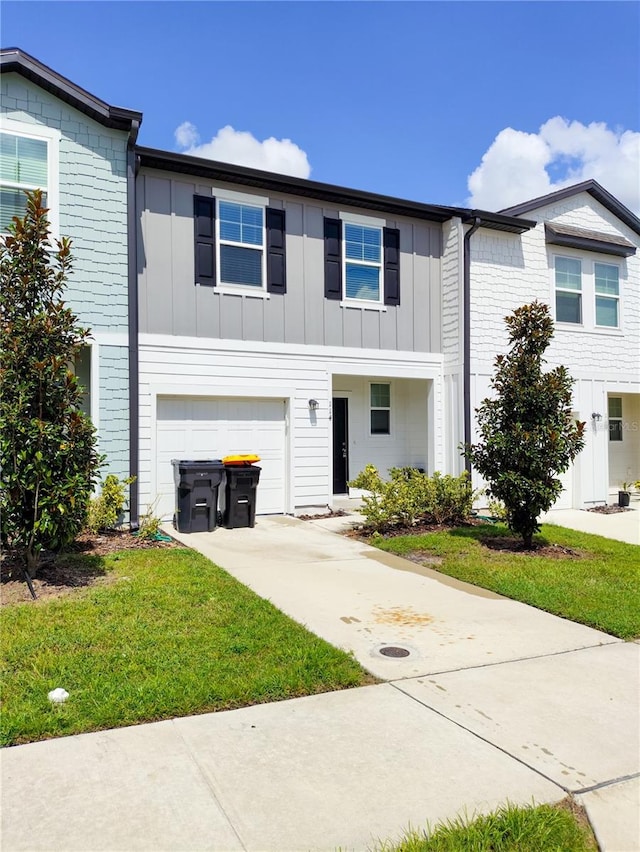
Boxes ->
[332,397,349,494]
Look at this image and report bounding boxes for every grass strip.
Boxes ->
[372,523,640,639]
[376,799,597,851]
[1,547,372,745]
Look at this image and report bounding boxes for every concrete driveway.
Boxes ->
[2,514,638,851]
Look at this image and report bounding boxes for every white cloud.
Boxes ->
[174,122,311,179]
[174,121,200,149]
[467,118,640,214]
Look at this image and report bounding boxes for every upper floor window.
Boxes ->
[554,257,582,324]
[193,192,286,295]
[0,122,59,235]
[344,223,382,302]
[595,263,619,328]
[218,200,264,288]
[324,215,400,307]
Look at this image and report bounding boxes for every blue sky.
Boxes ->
[3,1,639,212]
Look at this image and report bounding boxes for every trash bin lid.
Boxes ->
[222,454,261,466]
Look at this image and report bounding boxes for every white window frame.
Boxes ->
[0,118,60,238]
[594,261,620,329]
[369,381,391,436]
[553,255,583,326]
[608,396,623,442]
[339,211,385,308]
[215,188,268,296]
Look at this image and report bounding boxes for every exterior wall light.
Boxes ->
[308,399,319,411]
[591,412,602,421]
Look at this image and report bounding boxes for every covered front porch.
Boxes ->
[330,374,437,498]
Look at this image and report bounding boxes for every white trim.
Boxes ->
[339,300,387,312]
[594,261,620,330]
[216,197,267,292]
[215,285,271,300]
[139,332,445,369]
[215,187,269,207]
[369,380,391,437]
[339,211,386,228]
[0,118,60,238]
[90,340,100,440]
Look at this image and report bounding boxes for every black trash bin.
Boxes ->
[171,459,224,533]
[223,465,261,529]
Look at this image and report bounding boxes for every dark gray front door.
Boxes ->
[332,397,349,494]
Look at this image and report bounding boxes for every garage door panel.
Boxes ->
[156,396,286,520]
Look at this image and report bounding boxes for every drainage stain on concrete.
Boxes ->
[363,550,504,600]
[340,616,361,624]
[372,605,434,627]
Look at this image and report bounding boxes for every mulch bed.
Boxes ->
[298,509,349,520]
[1,529,179,607]
[587,504,631,514]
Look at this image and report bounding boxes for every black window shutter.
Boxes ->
[194,195,216,286]
[266,207,286,294]
[383,227,400,306]
[324,217,342,300]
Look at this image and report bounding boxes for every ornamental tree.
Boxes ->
[466,301,585,549]
[0,190,102,583]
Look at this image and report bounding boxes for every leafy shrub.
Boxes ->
[0,190,102,576]
[86,474,135,533]
[137,505,161,540]
[466,302,585,548]
[349,465,475,532]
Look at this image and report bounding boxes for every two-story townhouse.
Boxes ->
[0,49,142,518]
[134,149,532,519]
[4,49,637,522]
[464,181,640,508]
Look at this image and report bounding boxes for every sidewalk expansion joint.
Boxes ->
[574,771,640,795]
[390,681,570,795]
[385,639,623,683]
[171,720,248,851]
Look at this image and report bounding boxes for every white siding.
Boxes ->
[468,192,640,506]
[139,336,444,514]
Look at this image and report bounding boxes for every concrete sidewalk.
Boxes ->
[2,515,638,851]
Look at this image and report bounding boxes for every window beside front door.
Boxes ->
[608,397,623,442]
[370,383,390,435]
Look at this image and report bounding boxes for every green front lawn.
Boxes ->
[371,524,640,640]
[377,799,596,852]
[1,548,372,746]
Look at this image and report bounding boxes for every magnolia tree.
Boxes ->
[0,190,101,586]
[466,301,585,548]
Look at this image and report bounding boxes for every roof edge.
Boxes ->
[499,180,640,237]
[137,146,534,233]
[1,47,142,140]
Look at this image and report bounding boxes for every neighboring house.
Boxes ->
[0,49,142,518]
[3,50,638,521]
[466,181,640,507]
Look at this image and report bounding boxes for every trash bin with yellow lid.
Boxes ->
[222,457,261,528]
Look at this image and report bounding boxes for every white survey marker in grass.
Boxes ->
[47,688,69,704]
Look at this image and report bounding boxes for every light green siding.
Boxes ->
[1,73,131,478]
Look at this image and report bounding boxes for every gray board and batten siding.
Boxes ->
[137,169,443,353]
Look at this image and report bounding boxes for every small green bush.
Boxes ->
[137,501,162,540]
[349,465,475,532]
[86,474,135,533]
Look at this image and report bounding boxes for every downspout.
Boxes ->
[127,133,140,527]
[463,217,481,474]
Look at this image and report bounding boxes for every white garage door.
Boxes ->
[156,396,287,520]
